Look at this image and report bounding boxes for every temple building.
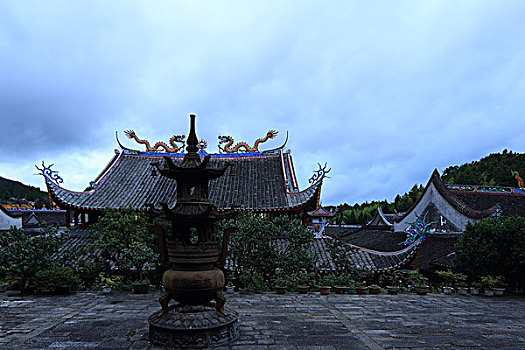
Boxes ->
[307,206,336,228]
[39,123,329,228]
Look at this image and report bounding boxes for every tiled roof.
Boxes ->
[449,191,525,217]
[337,229,408,252]
[311,238,418,272]
[413,234,460,271]
[46,150,322,212]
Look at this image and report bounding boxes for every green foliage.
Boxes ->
[274,216,318,275]
[35,264,82,291]
[89,207,159,280]
[325,238,357,273]
[251,272,265,290]
[0,226,64,291]
[318,273,337,287]
[435,270,467,287]
[406,269,428,287]
[442,150,525,187]
[379,270,403,287]
[480,275,505,288]
[453,217,525,280]
[273,271,297,289]
[334,184,424,225]
[239,271,254,290]
[296,271,315,286]
[228,213,317,276]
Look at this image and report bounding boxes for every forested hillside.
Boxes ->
[442,149,525,187]
[0,176,48,204]
[331,149,524,225]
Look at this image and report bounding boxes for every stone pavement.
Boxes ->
[1,291,524,349]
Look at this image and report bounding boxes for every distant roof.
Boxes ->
[366,207,394,227]
[307,207,336,217]
[19,210,67,227]
[45,149,324,213]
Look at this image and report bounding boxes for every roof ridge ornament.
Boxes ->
[35,161,64,185]
[309,163,331,184]
[399,210,437,246]
[512,170,524,189]
[123,129,186,153]
[218,130,278,153]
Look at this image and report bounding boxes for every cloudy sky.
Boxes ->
[1,1,524,206]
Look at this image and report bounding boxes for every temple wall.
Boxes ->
[394,182,472,232]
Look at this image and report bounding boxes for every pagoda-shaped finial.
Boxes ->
[186,114,199,154]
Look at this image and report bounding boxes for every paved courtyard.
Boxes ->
[1,291,524,349]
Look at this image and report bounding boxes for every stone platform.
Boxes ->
[148,304,238,348]
[1,291,524,349]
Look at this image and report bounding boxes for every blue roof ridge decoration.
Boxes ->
[309,163,331,184]
[35,161,64,185]
[446,183,525,195]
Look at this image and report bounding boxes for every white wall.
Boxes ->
[0,209,22,230]
[394,182,472,232]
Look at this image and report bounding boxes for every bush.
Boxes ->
[0,226,65,292]
[35,264,82,292]
[89,207,159,281]
[454,217,525,280]
[228,213,317,276]
[435,270,467,287]
[480,275,505,288]
[228,213,280,275]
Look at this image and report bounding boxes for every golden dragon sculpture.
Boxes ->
[218,130,278,153]
[124,130,186,153]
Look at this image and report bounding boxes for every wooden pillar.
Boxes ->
[80,211,86,229]
[74,210,79,226]
[149,225,167,267]
[65,208,71,228]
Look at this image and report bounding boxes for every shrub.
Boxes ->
[454,217,525,280]
[435,270,467,287]
[35,264,82,292]
[228,213,317,276]
[89,207,158,281]
[480,275,505,289]
[406,269,428,288]
[0,226,65,292]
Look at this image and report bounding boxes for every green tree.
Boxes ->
[228,213,317,276]
[0,225,64,291]
[454,217,525,280]
[89,207,158,280]
[228,213,280,275]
